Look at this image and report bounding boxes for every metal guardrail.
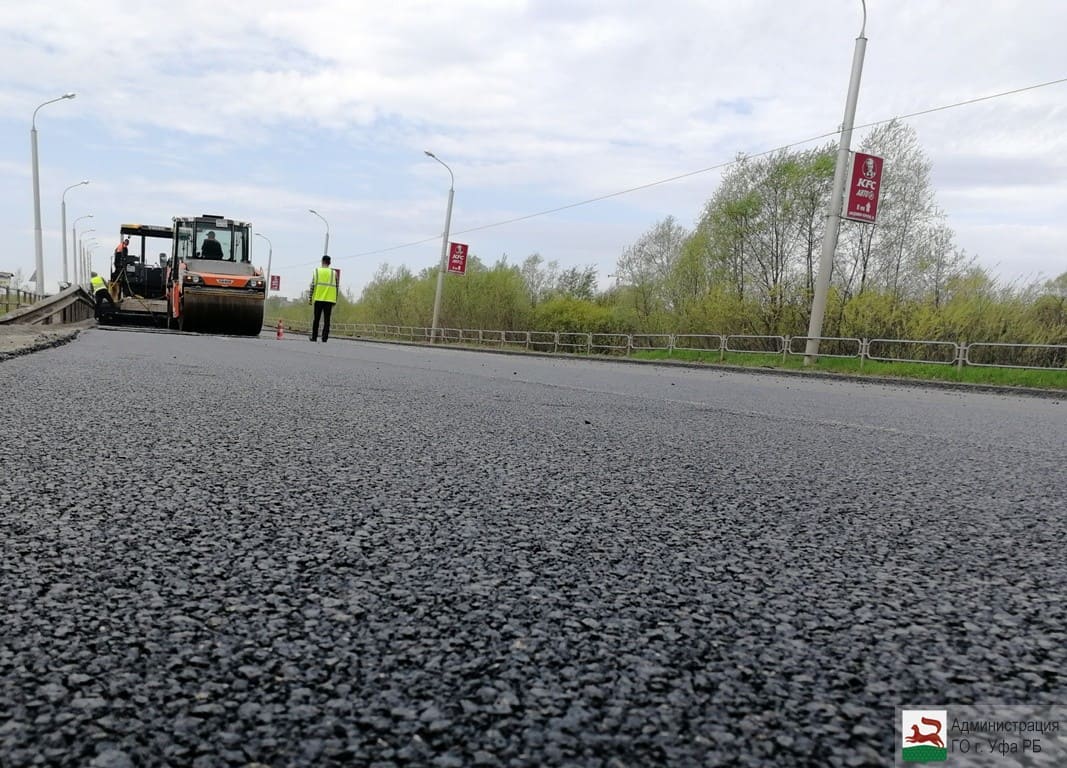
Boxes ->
[265,319,1067,372]
[866,338,958,366]
[0,287,44,315]
[591,333,629,355]
[631,334,672,351]
[964,342,1067,370]
[788,336,863,359]
[0,285,95,326]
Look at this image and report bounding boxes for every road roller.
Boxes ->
[167,215,266,335]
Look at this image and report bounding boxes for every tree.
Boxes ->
[913,219,972,309]
[790,146,835,299]
[699,156,761,300]
[555,266,598,301]
[836,120,940,302]
[446,256,531,329]
[1028,272,1067,341]
[358,264,427,326]
[616,216,689,320]
[695,149,834,332]
[520,253,556,306]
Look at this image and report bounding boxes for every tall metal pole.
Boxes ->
[308,209,329,258]
[72,214,92,285]
[61,180,89,286]
[80,232,96,279]
[804,3,867,365]
[82,240,96,284]
[426,151,454,343]
[31,93,76,296]
[61,198,67,284]
[255,233,273,300]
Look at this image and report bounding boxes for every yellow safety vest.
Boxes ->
[90,275,108,294]
[311,267,338,304]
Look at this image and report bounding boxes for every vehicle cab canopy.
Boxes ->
[119,223,173,267]
[173,215,252,265]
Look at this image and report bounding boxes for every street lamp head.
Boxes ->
[63,92,76,100]
[424,150,436,158]
[63,179,90,199]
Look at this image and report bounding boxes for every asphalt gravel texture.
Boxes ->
[1,327,1064,768]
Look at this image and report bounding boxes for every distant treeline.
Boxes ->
[273,121,1066,345]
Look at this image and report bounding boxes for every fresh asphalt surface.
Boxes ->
[1,327,1064,768]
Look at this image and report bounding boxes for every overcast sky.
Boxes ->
[1,1,1064,299]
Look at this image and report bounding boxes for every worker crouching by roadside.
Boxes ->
[309,255,338,343]
[90,272,115,320]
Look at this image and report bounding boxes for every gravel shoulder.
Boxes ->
[0,322,90,361]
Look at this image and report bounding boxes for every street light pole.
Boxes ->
[31,92,76,296]
[72,214,93,285]
[82,241,95,283]
[308,209,329,259]
[804,2,867,365]
[255,233,273,300]
[425,151,454,343]
[81,235,97,278]
[61,180,89,286]
[80,231,96,278]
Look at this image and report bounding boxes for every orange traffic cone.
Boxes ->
[276,320,284,340]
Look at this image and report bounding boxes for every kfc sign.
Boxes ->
[447,242,469,274]
[844,152,883,223]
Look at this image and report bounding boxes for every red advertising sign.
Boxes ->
[269,275,280,291]
[844,152,884,223]
[447,242,468,274]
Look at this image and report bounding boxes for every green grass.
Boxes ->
[265,314,1066,391]
[631,349,1067,390]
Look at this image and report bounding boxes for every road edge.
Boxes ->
[343,334,1065,401]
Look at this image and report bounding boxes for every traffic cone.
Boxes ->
[276,320,284,340]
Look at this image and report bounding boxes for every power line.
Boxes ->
[316,75,1067,266]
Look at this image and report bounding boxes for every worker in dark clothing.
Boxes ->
[90,271,115,319]
[201,231,224,259]
[113,237,130,274]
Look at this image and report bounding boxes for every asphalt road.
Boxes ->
[1,328,1065,767]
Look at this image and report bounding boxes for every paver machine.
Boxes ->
[101,223,174,326]
[168,215,266,335]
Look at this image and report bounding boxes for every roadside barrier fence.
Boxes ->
[267,319,1066,371]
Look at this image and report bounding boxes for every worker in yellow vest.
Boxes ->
[89,271,115,320]
[309,255,338,342]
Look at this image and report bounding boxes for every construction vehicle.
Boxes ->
[100,216,265,335]
[102,223,174,326]
[167,215,265,335]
